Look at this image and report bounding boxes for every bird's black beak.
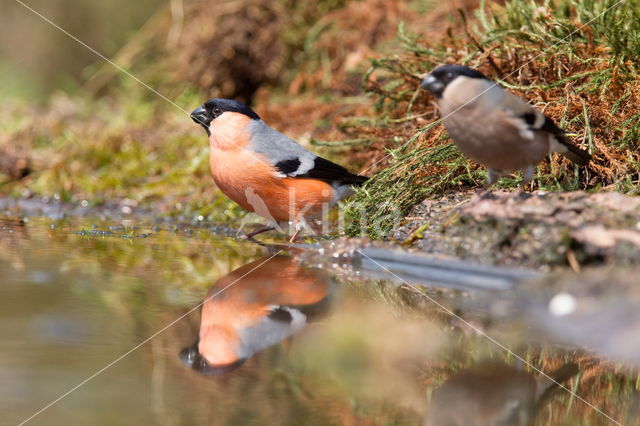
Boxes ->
[190,105,211,135]
[420,75,444,97]
[179,339,246,375]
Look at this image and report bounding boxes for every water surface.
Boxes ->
[1,217,638,425]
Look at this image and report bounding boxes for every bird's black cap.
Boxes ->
[190,98,260,135]
[421,65,490,98]
[179,339,246,375]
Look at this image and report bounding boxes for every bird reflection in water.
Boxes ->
[424,361,578,426]
[180,254,332,375]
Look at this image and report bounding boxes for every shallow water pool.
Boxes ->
[1,217,638,425]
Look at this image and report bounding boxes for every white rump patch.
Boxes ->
[332,183,355,203]
[548,136,568,154]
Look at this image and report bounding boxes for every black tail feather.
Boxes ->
[298,157,369,185]
[349,174,369,186]
[560,140,591,166]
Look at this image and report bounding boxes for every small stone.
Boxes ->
[549,293,577,316]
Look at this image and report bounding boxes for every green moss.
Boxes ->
[0,90,244,221]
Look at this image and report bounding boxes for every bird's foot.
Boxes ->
[519,166,535,195]
[460,186,495,212]
[477,186,494,200]
[243,226,275,240]
[472,183,497,202]
[515,181,534,199]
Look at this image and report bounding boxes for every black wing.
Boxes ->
[273,158,302,175]
[520,112,565,137]
[275,157,368,186]
[519,112,591,166]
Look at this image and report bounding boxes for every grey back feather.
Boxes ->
[247,120,317,175]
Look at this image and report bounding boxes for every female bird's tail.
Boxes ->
[560,140,591,166]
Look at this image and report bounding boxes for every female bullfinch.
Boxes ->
[425,361,578,426]
[421,65,591,187]
[191,99,367,241]
[179,255,332,375]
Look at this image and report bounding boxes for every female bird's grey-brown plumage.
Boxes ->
[421,65,591,186]
[423,361,579,426]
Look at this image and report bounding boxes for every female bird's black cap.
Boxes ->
[421,64,490,97]
[429,65,490,81]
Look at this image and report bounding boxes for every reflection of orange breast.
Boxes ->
[209,149,335,222]
[203,257,329,322]
[198,256,329,365]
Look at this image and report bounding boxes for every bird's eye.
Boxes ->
[446,72,454,81]
[213,107,222,115]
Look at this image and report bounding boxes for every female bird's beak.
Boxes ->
[420,75,444,96]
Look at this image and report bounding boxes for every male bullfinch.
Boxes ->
[420,65,591,187]
[179,255,332,375]
[190,99,368,241]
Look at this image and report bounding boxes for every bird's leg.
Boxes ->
[464,169,497,210]
[288,216,314,243]
[288,229,301,244]
[244,225,275,240]
[487,168,500,187]
[520,165,535,195]
[477,169,500,198]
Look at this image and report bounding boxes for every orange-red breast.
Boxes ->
[180,255,332,375]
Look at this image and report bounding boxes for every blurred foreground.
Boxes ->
[2,218,640,425]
